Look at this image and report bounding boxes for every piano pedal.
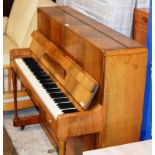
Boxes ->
[20,126,25,130]
[48,147,58,153]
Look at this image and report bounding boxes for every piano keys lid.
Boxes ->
[30,30,99,110]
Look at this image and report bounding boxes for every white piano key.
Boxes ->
[15,58,63,119]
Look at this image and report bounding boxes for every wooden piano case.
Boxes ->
[11,6,147,155]
[37,6,147,150]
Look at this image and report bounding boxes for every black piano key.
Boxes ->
[46,88,61,93]
[35,74,47,77]
[27,65,42,71]
[22,57,31,60]
[54,98,69,103]
[49,92,66,98]
[62,109,78,113]
[24,61,39,66]
[30,69,44,73]
[57,103,74,109]
[25,60,37,63]
[43,86,58,91]
[37,75,51,80]
[30,67,44,71]
[47,90,61,95]
[23,57,34,60]
[42,83,57,88]
[32,70,44,74]
[29,66,42,71]
[39,79,53,84]
[23,61,40,66]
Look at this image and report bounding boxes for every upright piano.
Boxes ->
[10,6,148,155]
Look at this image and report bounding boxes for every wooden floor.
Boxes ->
[3,127,17,155]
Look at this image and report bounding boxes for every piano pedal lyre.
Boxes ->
[48,147,58,153]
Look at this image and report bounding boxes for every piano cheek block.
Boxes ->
[57,106,103,140]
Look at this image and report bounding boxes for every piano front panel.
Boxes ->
[30,31,99,110]
[38,8,104,104]
[30,39,45,60]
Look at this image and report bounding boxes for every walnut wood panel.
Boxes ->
[133,24,148,46]
[10,48,31,59]
[102,48,147,147]
[58,104,103,140]
[57,6,142,48]
[38,7,125,50]
[31,31,99,110]
[133,8,149,46]
[134,8,149,26]
[38,9,104,104]
[32,31,97,92]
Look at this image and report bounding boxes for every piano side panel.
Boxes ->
[102,48,147,147]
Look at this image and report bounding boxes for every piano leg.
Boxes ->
[59,140,66,155]
[95,132,103,148]
[12,70,18,120]
[12,69,41,128]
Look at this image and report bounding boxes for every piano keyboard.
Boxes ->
[15,57,78,119]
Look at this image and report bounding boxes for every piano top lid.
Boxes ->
[38,6,143,51]
[57,6,143,49]
[30,30,99,110]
